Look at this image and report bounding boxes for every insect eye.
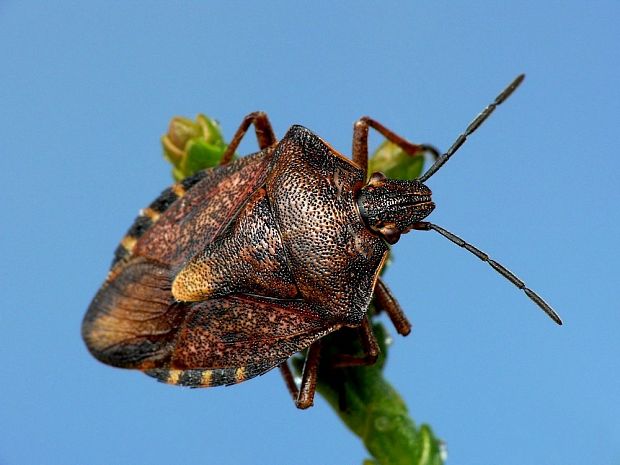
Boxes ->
[368,172,387,185]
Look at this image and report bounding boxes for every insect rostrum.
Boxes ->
[82,75,561,409]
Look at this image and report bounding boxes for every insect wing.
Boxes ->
[146,294,338,387]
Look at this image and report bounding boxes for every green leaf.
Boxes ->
[368,141,426,180]
[183,140,227,178]
[162,114,230,180]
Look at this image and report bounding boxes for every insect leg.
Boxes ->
[331,316,380,368]
[278,362,299,402]
[279,341,322,409]
[352,116,439,178]
[374,278,412,336]
[220,111,277,165]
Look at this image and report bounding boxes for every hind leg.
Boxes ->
[279,341,322,409]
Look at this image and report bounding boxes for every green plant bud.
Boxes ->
[162,114,229,180]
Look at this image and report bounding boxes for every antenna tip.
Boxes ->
[509,74,526,92]
[546,308,563,326]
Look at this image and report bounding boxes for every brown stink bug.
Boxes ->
[82,75,561,409]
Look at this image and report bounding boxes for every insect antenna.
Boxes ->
[418,74,525,183]
[411,221,562,325]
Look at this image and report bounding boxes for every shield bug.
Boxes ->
[82,74,561,409]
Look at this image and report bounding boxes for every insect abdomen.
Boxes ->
[145,363,274,388]
[110,170,208,268]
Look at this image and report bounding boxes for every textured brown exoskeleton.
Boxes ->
[82,75,561,409]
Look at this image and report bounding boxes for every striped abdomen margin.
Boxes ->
[110,170,208,268]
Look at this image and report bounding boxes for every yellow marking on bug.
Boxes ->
[167,370,181,385]
[201,370,213,387]
[105,267,121,283]
[121,235,137,252]
[171,183,186,198]
[235,367,246,383]
[140,207,161,222]
[171,261,214,302]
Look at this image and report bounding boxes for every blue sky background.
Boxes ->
[1,2,618,464]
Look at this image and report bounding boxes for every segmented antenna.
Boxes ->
[418,74,525,183]
[411,222,562,325]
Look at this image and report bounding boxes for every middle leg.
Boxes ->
[330,316,380,368]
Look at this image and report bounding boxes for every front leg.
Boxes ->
[352,116,439,178]
[374,278,412,336]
